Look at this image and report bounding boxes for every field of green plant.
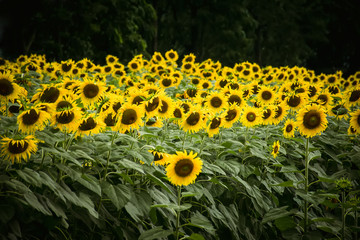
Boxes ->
[0,51,359,240]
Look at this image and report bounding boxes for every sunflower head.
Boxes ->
[0,135,39,164]
[271,140,280,159]
[296,104,328,138]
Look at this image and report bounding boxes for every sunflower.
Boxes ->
[78,78,106,107]
[157,94,175,119]
[0,71,22,102]
[344,88,360,108]
[283,118,297,138]
[181,62,195,75]
[159,76,175,88]
[222,104,241,128]
[106,55,119,65]
[32,85,64,104]
[165,49,179,62]
[172,105,184,125]
[272,101,289,125]
[316,90,333,109]
[349,109,360,133]
[51,99,83,133]
[207,114,224,137]
[271,141,280,159]
[165,150,203,186]
[76,114,106,137]
[240,105,262,128]
[328,103,348,120]
[181,104,206,133]
[116,103,145,133]
[261,105,276,125]
[145,117,163,128]
[0,135,39,164]
[285,93,307,111]
[348,125,357,136]
[126,88,148,106]
[205,91,228,114]
[151,52,165,64]
[127,58,143,72]
[17,106,51,134]
[296,104,328,138]
[182,53,196,65]
[59,60,75,76]
[148,149,170,166]
[257,85,277,105]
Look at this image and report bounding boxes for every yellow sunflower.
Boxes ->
[272,101,289,125]
[344,88,360,108]
[78,78,106,107]
[240,105,262,128]
[285,93,308,111]
[165,150,203,186]
[347,125,357,136]
[59,60,75,76]
[17,106,51,134]
[349,109,360,133]
[165,49,179,62]
[222,104,241,128]
[0,71,22,102]
[148,149,171,166]
[106,55,119,65]
[181,104,206,133]
[316,90,333,109]
[127,58,143,72]
[76,114,106,137]
[145,117,163,128]
[144,92,163,118]
[157,94,176,119]
[271,141,280,159]
[257,85,277,105]
[51,108,82,133]
[32,85,65,104]
[207,114,225,138]
[225,89,245,107]
[296,104,328,138]
[0,135,39,164]
[205,91,228,114]
[116,103,145,133]
[101,110,118,130]
[283,118,297,138]
[261,105,277,126]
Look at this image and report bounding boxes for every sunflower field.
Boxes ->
[0,51,359,240]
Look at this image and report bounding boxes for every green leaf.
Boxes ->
[271,180,294,187]
[146,172,173,194]
[189,211,215,235]
[138,226,173,240]
[262,206,295,223]
[117,158,145,174]
[188,233,205,240]
[24,192,52,215]
[101,181,121,210]
[308,150,322,162]
[0,205,15,224]
[274,216,296,231]
[151,203,192,212]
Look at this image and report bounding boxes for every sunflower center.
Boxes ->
[132,96,145,105]
[303,110,321,129]
[83,84,99,98]
[246,112,256,122]
[104,66,112,73]
[146,97,160,112]
[174,108,182,118]
[210,117,221,129]
[317,95,328,105]
[0,78,14,96]
[168,52,175,59]
[56,100,73,111]
[191,79,200,85]
[263,109,271,119]
[349,90,360,102]
[40,87,60,103]
[174,159,194,177]
[328,76,336,83]
[225,109,237,121]
[219,79,228,88]
[61,63,72,72]
[121,109,137,125]
[56,111,75,124]
[8,141,29,154]
[22,109,40,125]
[154,153,164,161]
[210,97,222,108]
[79,117,97,131]
[146,118,156,126]
[286,124,293,132]
[130,63,138,70]
[186,89,197,98]
[273,146,279,153]
[202,82,210,89]
[261,91,272,100]
[112,102,122,113]
[186,112,200,126]
[274,106,283,118]
[104,114,116,126]
[159,101,169,113]
[308,86,317,97]
[287,95,301,107]
[243,89,250,98]
[162,78,172,87]
[228,95,241,105]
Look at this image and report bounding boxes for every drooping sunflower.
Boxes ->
[271,140,280,159]
[296,104,328,138]
[165,150,203,186]
[272,101,289,125]
[261,105,277,126]
[181,104,206,133]
[78,78,106,107]
[148,149,171,166]
[145,117,163,128]
[222,104,241,128]
[157,93,176,119]
[17,106,51,134]
[101,110,118,130]
[116,103,145,133]
[205,91,228,114]
[240,105,262,128]
[0,135,39,164]
[52,108,82,133]
[32,84,64,104]
[207,114,225,138]
[349,109,360,133]
[328,103,348,120]
[0,71,22,102]
[316,90,333,109]
[283,118,297,138]
[76,114,106,137]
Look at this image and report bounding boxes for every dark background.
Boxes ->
[0,0,359,77]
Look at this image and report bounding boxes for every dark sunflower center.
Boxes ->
[274,106,283,118]
[357,114,360,127]
[225,109,237,121]
[286,124,293,132]
[56,100,72,111]
[303,110,321,129]
[168,52,175,59]
[8,141,29,154]
[61,63,72,72]
[263,109,271,119]
[79,117,97,131]
[0,78,14,96]
[22,109,40,125]
[187,89,197,98]
[121,109,137,125]
[243,70,250,76]
[9,105,21,114]
[56,111,75,124]
[108,57,115,63]
[230,83,239,90]
[83,84,99,98]
[219,79,228,88]
[210,97,222,108]
[261,91,272,100]
[112,102,122,113]
[349,90,360,102]
[243,89,250,98]
[174,108,182,118]
[154,153,164,161]
[159,101,169,113]
[210,117,221,129]
[146,97,160,112]
[186,112,200,126]
[40,87,60,103]
[132,96,145,105]
[131,63,138,69]
[328,76,336,83]
[328,86,339,94]
[202,82,210,89]
[162,78,172,87]
[191,79,200,85]
[317,95,328,105]
[246,112,256,122]
[308,86,317,97]
[146,118,156,126]
[104,114,116,126]
[274,146,279,153]
[228,95,241,105]
[104,66,112,73]
[287,95,301,107]
[174,159,194,177]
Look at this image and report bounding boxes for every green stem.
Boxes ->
[304,137,310,234]
[104,132,117,180]
[175,186,182,240]
[342,191,346,240]
[182,131,187,150]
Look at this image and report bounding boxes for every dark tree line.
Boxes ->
[0,0,359,76]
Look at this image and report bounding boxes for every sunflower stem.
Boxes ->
[304,137,310,234]
[175,186,182,240]
[104,131,117,180]
[182,131,187,150]
[341,191,346,240]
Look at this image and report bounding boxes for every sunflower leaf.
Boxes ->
[138,226,173,240]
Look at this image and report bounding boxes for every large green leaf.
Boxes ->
[138,226,173,240]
